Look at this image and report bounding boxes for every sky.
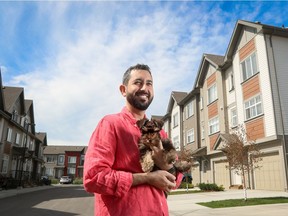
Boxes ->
[0,0,288,146]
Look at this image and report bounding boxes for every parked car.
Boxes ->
[40,176,51,185]
[59,176,73,184]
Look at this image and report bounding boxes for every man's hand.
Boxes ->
[147,170,176,193]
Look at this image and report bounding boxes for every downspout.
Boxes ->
[266,31,288,192]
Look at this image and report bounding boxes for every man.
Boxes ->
[84,64,183,216]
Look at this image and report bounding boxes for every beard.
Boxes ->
[126,91,154,111]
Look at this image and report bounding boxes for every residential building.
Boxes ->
[162,20,288,191]
[43,146,87,179]
[0,72,47,187]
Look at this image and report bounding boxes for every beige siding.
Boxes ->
[271,36,288,134]
[255,34,277,137]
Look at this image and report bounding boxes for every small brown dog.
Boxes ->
[137,118,192,173]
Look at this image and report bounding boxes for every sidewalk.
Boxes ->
[168,189,288,216]
[0,185,54,199]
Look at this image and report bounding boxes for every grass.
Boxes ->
[197,197,288,208]
[168,190,203,195]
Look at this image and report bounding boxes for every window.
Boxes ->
[80,155,85,166]
[231,108,238,127]
[201,125,205,140]
[68,156,77,164]
[6,128,12,142]
[185,102,194,119]
[67,167,76,175]
[245,95,263,120]
[1,155,9,173]
[173,113,178,127]
[173,136,180,151]
[15,133,21,145]
[58,155,64,165]
[200,96,203,110]
[46,155,57,163]
[12,110,19,122]
[241,52,258,81]
[229,72,234,91]
[45,168,54,176]
[208,84,217,104]
[186,129,194,144]
[208,116,219,135]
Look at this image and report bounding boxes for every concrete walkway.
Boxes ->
[168,189,288,216]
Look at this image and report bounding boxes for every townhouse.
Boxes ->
[43,146,87,179]
[162,20,288,191]
[0,72,47,188]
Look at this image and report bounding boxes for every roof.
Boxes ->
[205,54,225,66]
[2,86,25,113]
[36,132,48,146]
[193,54,224,88]
[43,146,88,154]
[224,19,288,66]
[166,91,188,114]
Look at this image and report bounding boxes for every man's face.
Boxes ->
[124,69,154,111]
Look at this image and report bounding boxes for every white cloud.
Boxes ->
[2,1,287,145]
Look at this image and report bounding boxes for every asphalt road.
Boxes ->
[1,185,288,216]
[0,185,94,216]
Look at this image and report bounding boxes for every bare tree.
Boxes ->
[221,124,262,200]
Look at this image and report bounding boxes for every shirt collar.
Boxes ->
[121,107,146,125]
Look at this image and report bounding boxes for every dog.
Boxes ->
[137,118,192,173]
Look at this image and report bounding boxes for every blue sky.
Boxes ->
[0,1,287,146]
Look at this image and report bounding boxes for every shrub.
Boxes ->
[51,178,59,184]
[73,177,83,184]
[198,183,224,191]
[179,182,194,189]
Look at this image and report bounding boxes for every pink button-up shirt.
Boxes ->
[84,107,182,216]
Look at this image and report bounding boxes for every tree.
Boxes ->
[221,124,262,201]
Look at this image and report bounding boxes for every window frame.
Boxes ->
[173,136,180,151]
[186,128,195,144]
[230,108,238,127]
[207,83,217,104]
[244,95,263,120]
[185,101,194,119]
[173,112,179,128]
[68,156,77,164]
[241,52,258,82]
[208,116,219,135]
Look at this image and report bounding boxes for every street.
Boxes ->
[0,185,94,216]
[1,185,288,216]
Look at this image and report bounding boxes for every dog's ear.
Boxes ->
[151,119,164,131]
[136,118,149,129]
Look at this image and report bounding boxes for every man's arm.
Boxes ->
[132,170,176,192]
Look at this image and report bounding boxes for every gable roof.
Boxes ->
[43,146,87,154]
[194,53,224,88]
[36,132,48,146]
[166,91,188,114]
[213,133,238,151]
[2,86,25,114]
[223,19,288,68]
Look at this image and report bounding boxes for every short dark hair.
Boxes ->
[122,64,151,85]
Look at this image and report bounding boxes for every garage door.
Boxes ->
[191,164,200,185]
[253,152,284,191]
[214,161,230,190]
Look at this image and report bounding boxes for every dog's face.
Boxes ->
[137,118,164,134]
[137,118,164,148]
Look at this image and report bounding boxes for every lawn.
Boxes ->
[197,197,288,208]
